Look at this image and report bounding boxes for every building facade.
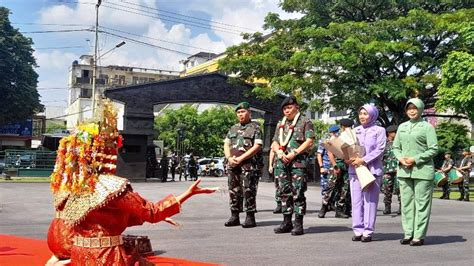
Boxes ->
[66,55,180,129]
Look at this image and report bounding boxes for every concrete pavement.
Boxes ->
[1,177,473,265]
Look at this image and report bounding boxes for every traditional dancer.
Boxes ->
[393,98,438,246]
[46,100,217,266]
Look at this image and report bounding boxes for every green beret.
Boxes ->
[235,102,250,111]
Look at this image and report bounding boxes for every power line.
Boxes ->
[12,22,92,27]
[99,26,217,54]
[35,45,87,50]
[101,4,242,35]
[101,30,193,56]
[107,0,258,32]
[20,29,92,34]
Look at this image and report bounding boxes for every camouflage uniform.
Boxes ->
[382,140,400,206]
[317,143,330,195]
[458,156,472,201]
[440,158,454,199]
[327,159,351,211]
[273,116,315,216]
[225,121,263,213]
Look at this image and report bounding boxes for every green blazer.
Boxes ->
[392,119,438,180]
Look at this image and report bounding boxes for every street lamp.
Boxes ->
[99,41,126,59]
[91,41,126,115]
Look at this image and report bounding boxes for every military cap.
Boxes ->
[328,124,340,133]
[386,125,398,133]
[339,118,354,128]
[280,96,298,109]
[235,102,250,112]
[444,151,451,155]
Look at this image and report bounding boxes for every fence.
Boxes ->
[2,149,56,177]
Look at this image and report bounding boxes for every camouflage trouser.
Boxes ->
[442,180,451,195]
[275,166,307,216]
[382,172,400,205]
[227,167,258,213]
[320,172,329,196]
[322,170,349,209]
[274,174,281,204]
[458,174,470,195]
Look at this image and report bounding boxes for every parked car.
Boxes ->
[197,157,226,177]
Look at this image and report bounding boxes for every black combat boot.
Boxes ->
[383,204,391,215]
[458,191,464,201]
[439,193,446,199]
[465,194,470,201]
[273,202,282,214]
[224,211,240,227]
[318,204,328,218]
[335,207,349,218]
[274,214,293,234]
[445,192,450,200]
[291,215,304,236]
[242,212,256,228]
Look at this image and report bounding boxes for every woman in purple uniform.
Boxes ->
[348,104,386,242]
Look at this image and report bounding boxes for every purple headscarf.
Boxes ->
[359,104,379,128]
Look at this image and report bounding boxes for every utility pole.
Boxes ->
[91,0,102,116]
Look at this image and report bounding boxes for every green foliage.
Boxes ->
[45,121,67,134]
[0,7,42,125]
[154,105,237,157]
[220,2,473,127]
[312,119,330,141]
[436,121,473,155]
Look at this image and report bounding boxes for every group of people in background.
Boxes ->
[223,95,472,247]
[439,149,472,201]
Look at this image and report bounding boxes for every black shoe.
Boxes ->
[361,236,372,242]
[400,237,412,245]
[291,215,304,236]
[335,209,349,219]
[352,235,362,241]
[409,239,424,246]
[273,203,282,214]
[274,215,293,234]
[224,211,240,227]
[241,212,256,228]
[318,204,328,218]
[383,205,391,215]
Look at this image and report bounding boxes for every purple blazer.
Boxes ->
[348,104,386,177]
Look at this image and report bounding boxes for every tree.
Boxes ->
[435,24,474,122]
[435,121,473,157]
[0,7,42,125]
[154,105,237,157]
[219,1,473,126]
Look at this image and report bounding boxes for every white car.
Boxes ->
[197,157,226,177]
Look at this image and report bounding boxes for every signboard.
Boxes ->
[0,119,33,136]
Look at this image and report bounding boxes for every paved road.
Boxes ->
[1,177,473,265]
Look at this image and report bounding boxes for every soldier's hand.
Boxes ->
[268,165,273,173]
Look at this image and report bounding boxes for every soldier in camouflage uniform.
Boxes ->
[439,152,454,199]
[382,125,401,215]
[319,119,353,219]
[272,96,315,236]
[223,102,263,228]
[456,148,472,201]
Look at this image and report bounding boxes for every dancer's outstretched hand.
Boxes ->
[189,178,219,195]
[177,178,218,204]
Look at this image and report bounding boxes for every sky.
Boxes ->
[2,0,301,109]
